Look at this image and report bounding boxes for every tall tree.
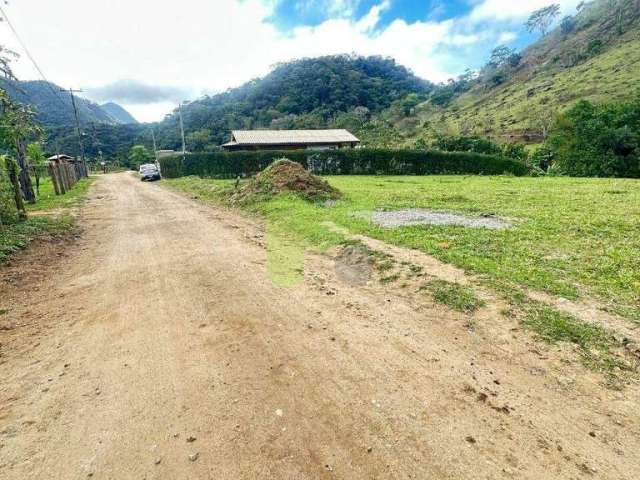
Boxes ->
[488,45,520,68]
[128,145,152,166]
[0,46,18,80]
[27,142,47,196]
[0,90,42,203]
[526,4,561,36]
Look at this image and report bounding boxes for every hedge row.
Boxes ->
[159,148,530,179]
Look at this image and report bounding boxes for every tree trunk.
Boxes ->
[15,137,36,204]
[5,156,26,219]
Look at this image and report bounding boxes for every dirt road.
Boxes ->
[1,172,639,479]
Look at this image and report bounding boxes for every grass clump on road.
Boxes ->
[521,302,636,382]
[422,279,485,313]
[523,303,609,349]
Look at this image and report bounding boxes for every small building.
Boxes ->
[156,149,178,159]
[221,129,360,151]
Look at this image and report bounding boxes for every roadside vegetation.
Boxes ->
[0,52,91,263]
[25,176,92,212]
[1,176,90,262]
[0,215,74,262]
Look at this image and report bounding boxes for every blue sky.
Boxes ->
[0,0,581,121]
[268,0,569,76]
[270,0,462,28]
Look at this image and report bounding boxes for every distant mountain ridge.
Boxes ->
[100,102,138,124]
[0,79,136,127]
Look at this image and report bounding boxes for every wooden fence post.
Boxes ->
[48,162,61,195]
[60,162,69,193]
[58,163,66,194]
[69,163,77,187]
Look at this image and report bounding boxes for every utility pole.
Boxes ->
[178,103,186,161]
[150,128,159,164]
[62,87,88,177]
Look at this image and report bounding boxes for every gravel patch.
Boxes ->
[370,209,511,230]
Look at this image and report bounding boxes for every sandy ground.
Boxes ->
[1,172,639,479]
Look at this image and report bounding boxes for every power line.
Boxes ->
[0,4,68,109]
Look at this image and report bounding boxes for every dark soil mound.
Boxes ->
[230,159,341,203]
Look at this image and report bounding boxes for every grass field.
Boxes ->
[167,175,640,324]
[399,36,640,145]
[0,177,92,262]
[27,176,93,212]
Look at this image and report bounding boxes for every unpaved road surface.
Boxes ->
[1,173,639,479]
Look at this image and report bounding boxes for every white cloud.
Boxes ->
[497,31,517,43]
[356,0,391,31]
[0,0,562,122]
[469,0,581,22]
[326,0,361,17]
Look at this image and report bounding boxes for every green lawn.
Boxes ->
[1,176,92,262]
[166,175,640,323]
[27,176,93,212]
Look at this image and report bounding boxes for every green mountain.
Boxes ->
[397,0,640,146]
[154,55,434,149]
[100,102,138,124]
[0,79,135,127]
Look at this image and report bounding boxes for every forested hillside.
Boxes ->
[100,102,138,124]
[0,79,134,127]
[399,0,640,146]
[153,55,433,150]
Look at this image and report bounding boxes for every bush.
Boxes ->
[159,148,531,179]
[0,159,18,225]
[434,135,503,156]
[548,97,640,177]
[501,143,528,162]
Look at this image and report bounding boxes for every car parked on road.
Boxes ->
[139,163,161,181]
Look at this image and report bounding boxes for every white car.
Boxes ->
[139,164,161,181]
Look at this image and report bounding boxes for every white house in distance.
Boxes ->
[221,129,360,152]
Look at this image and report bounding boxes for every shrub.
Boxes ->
[501,143,528,162]
[490,70,508,86]
[530,145,555,172]
[587,39,603,56]
[0,158,18,225]
[548,97,640,177]
[434,135,503,156]
[159,148,530,179]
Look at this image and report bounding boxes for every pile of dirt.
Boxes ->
[229,159,341,204]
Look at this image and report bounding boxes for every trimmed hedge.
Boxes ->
[159,148,530,179]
